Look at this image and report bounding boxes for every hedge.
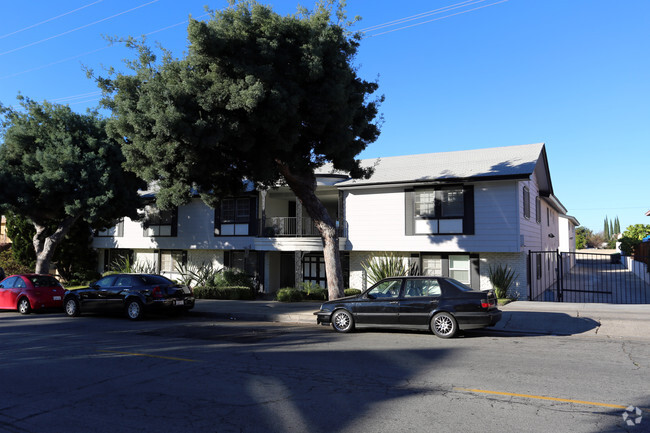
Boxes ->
[193,286,255,300]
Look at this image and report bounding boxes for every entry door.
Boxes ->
[353,279,402,325]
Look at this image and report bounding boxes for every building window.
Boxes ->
[421,255,442,276]
[302,254,327,288]
[96,219,124,237]
[215,197,256,236]
[547,207,550,226]
[535,197,541,224]
[449,255,470,284]
[104,249,134,271]
[143,206,177,237]
[224,250,258,277]
[160,250,186,273]
[523,186,530,219]
[409,186,470,235]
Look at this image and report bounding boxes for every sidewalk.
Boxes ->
[190,299,650,339]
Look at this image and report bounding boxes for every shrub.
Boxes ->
[300,281,327,300]
[361,252,419,285]
[214,268,255,289]
[488,264,518,299]
[344,289,362,296]
[193,286,254,300]
[276,288,304,302]
[0,246,32,275]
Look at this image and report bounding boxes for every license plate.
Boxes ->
[53,296,61,301]
[174,300,185,306]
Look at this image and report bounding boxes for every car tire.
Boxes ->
[17,297,31,315]
[64,297,80,317]
[331,309,354,333]
[431,312,457,338]
[125,299,144,321]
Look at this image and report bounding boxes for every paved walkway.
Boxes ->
[191,299,650,339]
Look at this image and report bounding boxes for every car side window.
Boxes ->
[404,280,425,297]
[95,276,117,288]
[367,280,401,299]
[425,280,441,296]
[14,278,26,289]
[115,276,133,287]
[0,277,17,288]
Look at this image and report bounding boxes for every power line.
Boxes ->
[365,0,509,37]
[0,0,105,40]
[0,0,162,57]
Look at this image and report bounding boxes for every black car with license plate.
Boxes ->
[315,276,501,338]
[63,273,195,320]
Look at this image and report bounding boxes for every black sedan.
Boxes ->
[63,274,195,320]
[315,276,501,338]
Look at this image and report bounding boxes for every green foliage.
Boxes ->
[575,226,591,249]
[0,245,32,276]
[213,268,255,289]
[618,224,650,255]
[361,252,419,285]
[276,288,304,302]
[109,256,156,274]
[344,288,361,296]
[488,264,518,299]
[0,97,145,273]
[192,286,255,300]
[5,213,35,268]
[300,282,328,300]
[175,262,223,287]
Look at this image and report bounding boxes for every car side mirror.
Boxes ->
[366,293,375,300]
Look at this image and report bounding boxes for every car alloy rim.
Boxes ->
[334,312,349,330]
[19,299,28,313]
[128,302,140,318]
[65,300,76,315]
[435,315,453,335]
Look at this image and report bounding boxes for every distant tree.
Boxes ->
[614,217,621,235]
[0,97,145,274]
[5,212,36,269]
[587,232,606,249]
[95,1,382,299]
[575,226,591,249]
[604,216,610,240]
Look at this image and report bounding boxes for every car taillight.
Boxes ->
[152,286,164,298]
[481,299,492,309]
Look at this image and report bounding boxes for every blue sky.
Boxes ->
[1,0,648,232]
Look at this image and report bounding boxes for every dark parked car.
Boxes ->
[63,273,195,320]
[315,276,502,338]
[0,274,65,314]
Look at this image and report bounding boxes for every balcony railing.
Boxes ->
[260,217,345,237]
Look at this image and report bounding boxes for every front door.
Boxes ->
[353,279,402,325]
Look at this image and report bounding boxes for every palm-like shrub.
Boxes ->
[361,252,420,285]
[488,264,518,299]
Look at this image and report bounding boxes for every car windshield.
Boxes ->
[27,275,61,288]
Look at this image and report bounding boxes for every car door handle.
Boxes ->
[390,301,399,304]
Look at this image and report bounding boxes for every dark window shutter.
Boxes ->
[463,185,475,235]
[405,189,414,235]
[182,250,188,266]
[470,254,480,290]
[214,202,221,236]
[248,196,258,236]
[171,208,178,237]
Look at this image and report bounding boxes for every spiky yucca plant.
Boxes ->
[488,264,518,299]
[361,252,420,285]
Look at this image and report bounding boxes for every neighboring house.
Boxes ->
[92,142,574,300]
[0,215,11,245]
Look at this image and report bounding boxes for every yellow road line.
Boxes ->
[98,350,199,363]
[454,387,628,409]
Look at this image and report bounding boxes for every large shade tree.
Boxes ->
[96,0,382,299]
[0,97,145,274]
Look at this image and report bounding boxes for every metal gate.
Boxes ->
[528,251,650,304]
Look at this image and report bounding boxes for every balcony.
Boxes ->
[260,217,345,237]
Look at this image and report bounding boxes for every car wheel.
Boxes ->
[331,309,354,333]
[17,297,31,315]
[64,297,80,317]
[125,299,144,321]
[431,312,457,338]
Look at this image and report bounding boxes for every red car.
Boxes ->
[0,274,65,314]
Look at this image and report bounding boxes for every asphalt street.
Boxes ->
[1,310,649,433]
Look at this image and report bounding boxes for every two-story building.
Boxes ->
[92,142,577,299]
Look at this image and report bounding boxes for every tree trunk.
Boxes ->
[276,161,345,299]
[32,216,79,275]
